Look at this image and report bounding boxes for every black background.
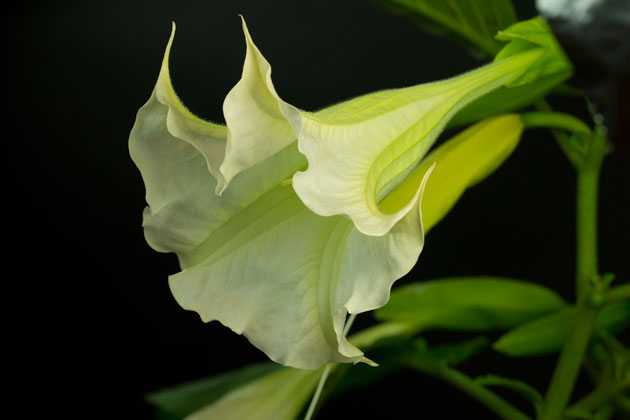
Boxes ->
[7,1,629,419]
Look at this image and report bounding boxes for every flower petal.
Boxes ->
[219,17,302,194]
[166,161,430,368]
[131,33,430,366]
[138,134,429,369]
[292,49,542,236]
[146,22,229,193]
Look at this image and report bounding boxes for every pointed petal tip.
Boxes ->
[239,14,253,43]
[214,181,227,196]
[161,21,176,69]
[359,356,379,367]
[421,161,437,192]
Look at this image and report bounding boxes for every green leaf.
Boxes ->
[370,0,517,58]
[494,16,573,86]
[448,70,570,128]
[494,301,630,357]
[147,363,282,419]
[375,277,567,331]
[475,374,544,415]
[183,367,322,420]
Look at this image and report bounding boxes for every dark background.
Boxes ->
[7,1,628,419]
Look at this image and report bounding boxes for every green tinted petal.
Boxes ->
[168,161,429,368]
[292,50,542,236]
[141,23,229,193]
[220,17,301,194]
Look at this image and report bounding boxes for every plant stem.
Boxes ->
[575,166,601,302]
[541,306,601,420]
[410,364,532,420]
[550,83,584,97]
[343,314,357,336]
[303,314,357,420]
[540,131,607,420]
[303,364,332,420]
[534,100,584,168]
[520,111,592,135]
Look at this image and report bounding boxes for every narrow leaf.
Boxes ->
[494,301,630,357]
[183,367,322,420]
[375,277,567,331]
[147,363,282,419]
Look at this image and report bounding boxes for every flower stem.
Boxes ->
[303,364,332,420]
[303,314,357,420]
[520,111,591,135]
[343,314,357,336]
[540,130,607,420]
[575,166,601,302]
[540,306,601,420]
[533,99,585,168]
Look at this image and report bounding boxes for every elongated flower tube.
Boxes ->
[130,18,528,369]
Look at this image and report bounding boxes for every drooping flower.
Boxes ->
[129,18,532,369]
